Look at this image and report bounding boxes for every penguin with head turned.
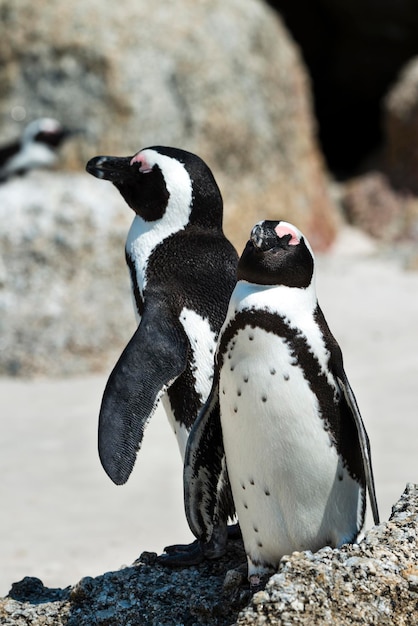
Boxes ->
[86,147,238,514]
[184,219,380,588]
[0,118,78,182]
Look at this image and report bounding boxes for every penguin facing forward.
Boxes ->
[184,219,379,588]
[86,147,238,493]
[0,118,78,182]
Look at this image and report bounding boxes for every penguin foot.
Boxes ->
[157,540,205,567]
[162,539,199,555]
[248,572,271,594]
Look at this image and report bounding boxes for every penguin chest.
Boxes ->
[219,325,362,574]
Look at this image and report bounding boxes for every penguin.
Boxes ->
[184,219,380,588]
[85,147,238,496]
[0,118,78,182]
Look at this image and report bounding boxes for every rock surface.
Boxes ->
[0,0,336,251]
[1,484,417,625]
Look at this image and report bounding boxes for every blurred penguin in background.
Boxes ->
[0,118,79,182]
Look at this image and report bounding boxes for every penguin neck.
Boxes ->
[228,279,318,322]
[125,197,191,296]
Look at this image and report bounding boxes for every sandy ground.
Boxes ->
[1,228,417,597]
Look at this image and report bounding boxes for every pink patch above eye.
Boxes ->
[130,153,153,172]
[274,223,300,245]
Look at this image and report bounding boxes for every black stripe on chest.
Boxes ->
[218,307,337,412]
[217,307,364,483]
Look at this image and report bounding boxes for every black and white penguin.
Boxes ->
[86,146,238,490]
[184,219,380,587]
[0,118,77,182]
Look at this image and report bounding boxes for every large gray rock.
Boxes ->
[0,484,417,625]
[0,171,135,376]
[0,0,336,252]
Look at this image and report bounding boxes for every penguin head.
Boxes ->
[23,118,78,149]
[86,146,224,228]
[237,220,314,288]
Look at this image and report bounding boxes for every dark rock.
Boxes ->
[383,57,418,194]
[8,577,69,604]
[338,58,418,246]
[267,0,418,176]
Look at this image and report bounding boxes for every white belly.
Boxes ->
[219,326,362,577]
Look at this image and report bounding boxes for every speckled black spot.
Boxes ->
[237,389,242,397]
[270,368,276,375]
[241,483,246,490]
[338,473,344,481]
[249,478,255,485]
[253,525,259,533]
[249,334,254,341]
[233,406,238,413]
[257,541,263,548]
[262,395,267,402]
[222,388,226,395]
[230,366,235,372]
[283,373,290,381]
[244,503,248,509]
[243,376,249,383]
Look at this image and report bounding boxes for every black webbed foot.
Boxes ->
[157,539,206,567]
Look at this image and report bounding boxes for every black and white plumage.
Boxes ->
[184,219,379,586]
[0,118,76,182]
[86,146,238,487]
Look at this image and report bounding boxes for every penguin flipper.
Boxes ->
[184,383,235,543]
[98,303,189,485]
[336,371,380,526]
[316,305,380,526]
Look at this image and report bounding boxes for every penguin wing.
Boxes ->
[184,382,234,542]
[315,305,380,525]
[335,369,380,526]
[98,301,189,485]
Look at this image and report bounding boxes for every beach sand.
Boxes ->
[1,229,417,596]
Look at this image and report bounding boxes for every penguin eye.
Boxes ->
[138,160,153,174]
[130,154,153,174]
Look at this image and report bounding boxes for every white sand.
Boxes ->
[1,229,417,596]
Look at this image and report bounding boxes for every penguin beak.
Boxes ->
[250,222,279,252]
[65,127,84,138]
[86,155,134,183]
